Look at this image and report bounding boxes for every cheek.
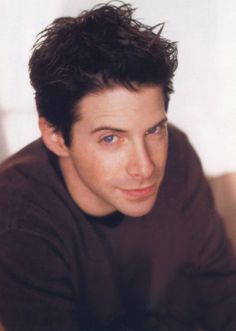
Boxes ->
[77,148,122,182]
[150,138,168,169]
[70,147,99,179]
[162,140,169,163]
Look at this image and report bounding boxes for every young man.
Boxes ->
[0,3,236,331]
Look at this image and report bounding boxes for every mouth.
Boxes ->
[119,184,156,200]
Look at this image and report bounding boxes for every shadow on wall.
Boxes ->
[209,173,236,251]
[0,111,9,163]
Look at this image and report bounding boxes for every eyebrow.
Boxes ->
[90,116,168,135]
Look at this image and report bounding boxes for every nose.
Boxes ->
[126,141,155,180]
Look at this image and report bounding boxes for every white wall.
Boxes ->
[0,0,235,175]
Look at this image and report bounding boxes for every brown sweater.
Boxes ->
[0,125,236,331]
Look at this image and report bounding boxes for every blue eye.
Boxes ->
[146,123,167,136]
[102,135,118,143]
[147,125,161,135]
[148,126,160,134]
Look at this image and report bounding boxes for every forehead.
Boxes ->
[75,85,165,130]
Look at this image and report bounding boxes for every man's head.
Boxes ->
[29,2,177,145]
[29,2,178,217]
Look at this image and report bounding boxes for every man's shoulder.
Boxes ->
[0,140,67,230]
[0,140,83,257]
[168,124,189,153]
[167,124,195,172]
[158,124,204,207]
[0,139,46,176]
[0,139,53,195]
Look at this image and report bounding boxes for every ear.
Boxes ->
[38,117,69,158]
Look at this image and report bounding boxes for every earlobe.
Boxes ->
[38,117,69,157]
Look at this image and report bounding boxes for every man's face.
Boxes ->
[60,85,168,217]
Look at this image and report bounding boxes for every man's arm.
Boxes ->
[0,228,79,331]
[179,132,236,331]
[192,212,236,331]
[165,127,236,331]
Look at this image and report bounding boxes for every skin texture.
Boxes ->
[57,85,168,217]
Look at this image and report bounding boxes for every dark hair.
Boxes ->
[29,2,178,145]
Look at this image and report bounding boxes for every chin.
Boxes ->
[120,200,156,218]
[126,208,154,218]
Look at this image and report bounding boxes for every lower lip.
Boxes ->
[120,185,156,199]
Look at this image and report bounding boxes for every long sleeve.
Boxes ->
[0,228,79,331]
[171,131,236,331]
